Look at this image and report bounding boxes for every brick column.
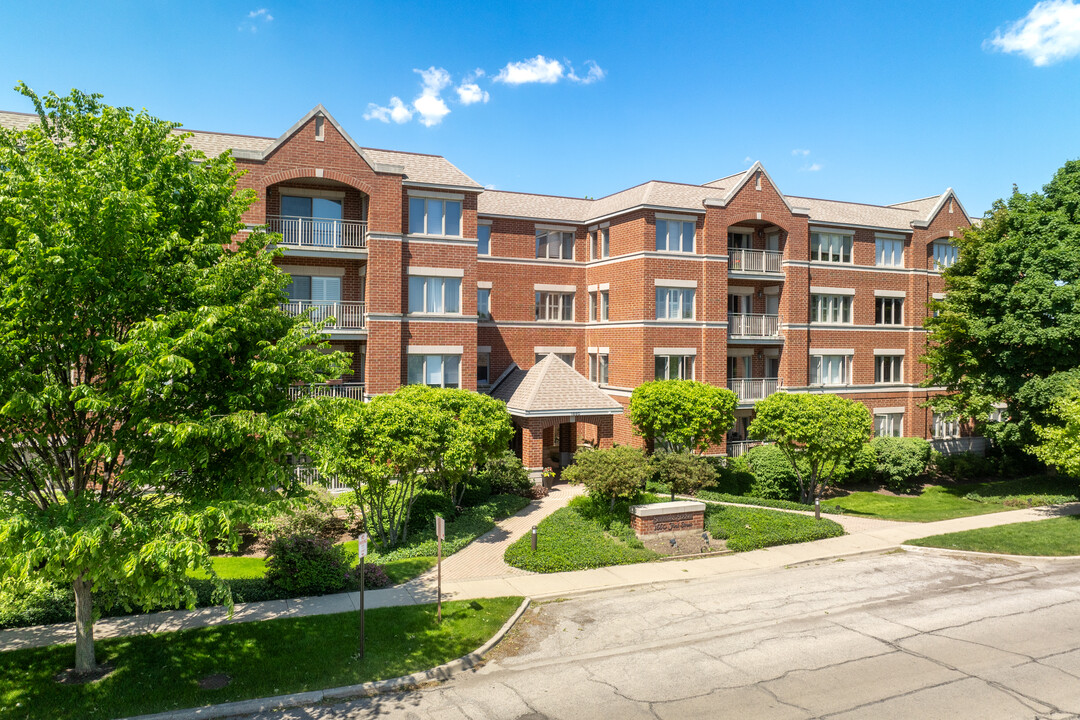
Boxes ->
[595,415,614,449]
[522,419,545,483]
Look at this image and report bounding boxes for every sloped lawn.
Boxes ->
[907,515,1080,555]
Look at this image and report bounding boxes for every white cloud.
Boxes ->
[567,60,606,84]
[801,163,823,172]
[495,55,565,84]
[743,156,754,164]
[456,82,489,105]
[240,8,273,32]
[987,0,1080,66]
[413,67,452,126]
[363,97,412,124]
[792,148,811,156]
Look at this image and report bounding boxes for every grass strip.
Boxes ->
[705,505,845,552]
[0,597,522,720]
[906,515,1080,555]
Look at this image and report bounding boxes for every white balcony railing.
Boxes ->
[293,465,350,493]
[268,216,368,250]
[280,300,366,330]
[728,313,781,338]
[726,440,774,458]
[728,377,782,402]
[288,382,366,401]
[729,248,783,274]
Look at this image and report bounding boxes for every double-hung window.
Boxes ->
[408,276,461,314]
[600,227,610,257]
[875,237,904,267]
[933,240,958,269]
[656,287,694,320]
[932,413,961,439]
[407,354,460,388]
[810,232,852,263]
[535,292,574,321]
[875,355,903,384]
[656,219,695,253]
[477,351,490,386]
[810,354,849,385]
[589,353,609,384]
[874,413,903,438]
[875,297,903,325]
[477,224,491,255]
[477,288,491,320]
[536,229,574,259]
[409,196,462,236]
[655,355,694,380]
[810,294,852,324]
[590,290,609,322]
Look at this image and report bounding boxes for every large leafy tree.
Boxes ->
[749,393,872,504]
[924,161,1080,446]
[630,380,737,453]
[0,86,348,674]
[1030,385,1080,476]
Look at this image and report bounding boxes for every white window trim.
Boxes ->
[535,283,576,293]
[587,346,611,353]
[810,286,856,295]
[874,355,904,384]
[655,212,699,222]
[655,216,697,254]
[656,286,697,321]
[653,278,698,288]
[478,218,493,226]
[535,223,577,232]
[409,195,464,237]
[408,275,463,315]
[408,266,464,278]
[477,280,493,289]
[873,407,906,415]
[811,294,854,324]
[407,345,464,354]
[535,346,576,354]
[407,189,465,201]
[653,347,698,355]
[932,292,946,300]
[810,348,855,355]
[873,348,906,355]
[809,230,855,264]
[874,289,906,298]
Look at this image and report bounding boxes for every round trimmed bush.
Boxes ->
[407,489,456,532]
[743,444,800,501]
[478,451,533,496]
[265,535,352,596]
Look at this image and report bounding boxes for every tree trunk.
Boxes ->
[73,573,96,673]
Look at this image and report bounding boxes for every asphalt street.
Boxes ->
[243,550,1080,720]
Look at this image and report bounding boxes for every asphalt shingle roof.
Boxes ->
[489,354,623,417]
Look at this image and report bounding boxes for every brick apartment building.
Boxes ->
[0,105,976,478]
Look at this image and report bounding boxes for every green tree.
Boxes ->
[652,450,717,500]
[563,446,652,510]
[630,380,737,453]
[393,385,514,505]
[924,161,1080,446]
[748,393,872,504]
[1030,385,1080,477]
[0,86,348,674]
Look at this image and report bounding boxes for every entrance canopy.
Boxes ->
[488,354,623,419]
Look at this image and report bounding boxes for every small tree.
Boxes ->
[653,450,717,500]
[563,446,651,510]
[1030,386,1080,477]
[630,380,738,453]
[749,393,872,504]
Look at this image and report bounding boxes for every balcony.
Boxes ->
[280,300,366,331]
[728,377,782,403]
[726,440,773,458]
[729,248,783,275]
[267,215,368,251]
[288,382,366,401]
[728,313,782,339]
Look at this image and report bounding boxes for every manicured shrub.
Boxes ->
[704,457,755,495]
[833,443,877,486]
[265,535,353,596]
[477,451,533,496]
[459,476,493,507]
[742,444,801,501]
[351,562,392,590]
[706,505,845,552]
[258,486,342,541]
[931,450,995,481]
[406,489,456,533]
[563,445,652,509]
[652,450,717,499]
[872,437,931,490]
[0,579,75,630]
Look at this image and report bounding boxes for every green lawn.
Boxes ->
[822,477,1079,522]
[907,515,1080,555]
[706,505,844,552]
[0,597,522,720]
[190,552,437,586]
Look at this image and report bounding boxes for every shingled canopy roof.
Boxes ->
[488,354,623,418]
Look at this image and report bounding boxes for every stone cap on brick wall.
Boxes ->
[630,501,706,517]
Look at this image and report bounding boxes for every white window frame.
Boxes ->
[874,412,904,438]
[810,231,853,264]
[477,287,491,320]
[656,287,696,320]
[810,354,850,386]
[407,354,461,388]
[535,291,574,322]
[407,276,462,315]
[535,228,575,260]
[408,195,462,237]
[654,354,695,380]
[601,227,610,258]
[589,352,609,384]
[933,239,958,269]
[477,223,491,255]
[875,236,905,267]
[874,355,904,384]
[477,350,491,386]
[932,412,961,439]
[655,216,696,253]
[875,297,904,325]
[810,294,852,324]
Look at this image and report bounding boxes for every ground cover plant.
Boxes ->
[906,515,1080,556]
[705,505,844,552]
[0,597,521,720]
[504,494,660,573]
[822,476,1078,522]
[645,479,846,515]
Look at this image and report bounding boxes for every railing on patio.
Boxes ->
[280,300,366,330]
[729,248,783,274]
[288,382,365,401]
[726,440,774,459]
[728,313,781,338]
[267,215,368,250]
[292,465,350,493]
[727,377,782,402]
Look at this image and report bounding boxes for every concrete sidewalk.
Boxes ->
[3,498,1079,652]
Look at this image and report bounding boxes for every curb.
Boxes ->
[119,597,532,720]
[901,544,1080,563]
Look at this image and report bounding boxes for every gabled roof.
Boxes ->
[488,354,623,418]
[704,162,801,216]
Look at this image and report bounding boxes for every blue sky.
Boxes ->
[2,1,1079,215]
